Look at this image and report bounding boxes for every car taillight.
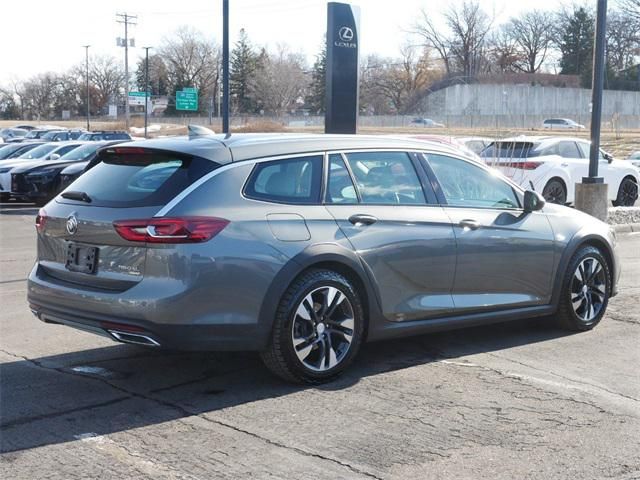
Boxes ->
[35,208,47,232]
[502,161,541,170]
[113,217,229,244]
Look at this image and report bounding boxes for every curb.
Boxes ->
[610,223,640,233]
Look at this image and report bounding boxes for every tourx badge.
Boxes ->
[66,215,78,235]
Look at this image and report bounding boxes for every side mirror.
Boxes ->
[523,190,546,213]
[603,152,613,163]
[49,154,61,160]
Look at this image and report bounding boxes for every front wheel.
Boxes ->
[612,177,638,207]
[260,269,365,384]
[555,246,611,331]
[542,179,567,205]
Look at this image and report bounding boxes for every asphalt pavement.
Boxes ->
[1,203,639,480]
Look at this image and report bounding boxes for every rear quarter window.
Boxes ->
[59,149,218,207]
[244,156,323,204]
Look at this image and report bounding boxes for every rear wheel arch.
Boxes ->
[257,248,379,347]
[542,176,568,204]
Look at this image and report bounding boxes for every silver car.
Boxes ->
[28,133,620,383]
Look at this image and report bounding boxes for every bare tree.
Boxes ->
[618,0,640,22]
[505,10,555,73]
[159,27,221,110]
[22,73,58,120]
[361,46,443,114]
[487,28,521,73]
[606,9,640,73]
[247,46,308,116]
[73,55,126,114]
[414,1,492,78]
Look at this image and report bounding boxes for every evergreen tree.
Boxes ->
[230,29,259,113]
[558,7,594,87]
[305,41,326,114]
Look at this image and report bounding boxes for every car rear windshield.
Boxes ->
[59,148,219,207]
[480,142,540,159]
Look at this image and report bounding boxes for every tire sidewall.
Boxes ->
[562,247,611,329]
[278,271,364,382]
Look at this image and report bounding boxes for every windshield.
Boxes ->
[17,143,58,159]
[480,142,540,159]
[24,130,45,139]
[41,131,64,140]
[58,143,101,161]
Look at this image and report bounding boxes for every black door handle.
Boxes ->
[459,219,481,230]
[349,214,378,226]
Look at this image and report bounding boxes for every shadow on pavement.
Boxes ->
[0,316,571,454]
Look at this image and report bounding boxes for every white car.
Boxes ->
[457,136,493,155]
[543,118,585,130]
[480,136,639,206]
[627,151,640,170]
[0,142,84,200]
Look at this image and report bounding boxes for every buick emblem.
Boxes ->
[338,26,354,42]
[66,215,78,235]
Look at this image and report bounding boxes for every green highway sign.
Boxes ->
[176,89,198,111]
[129,91,149,96]
[182,87,197,92]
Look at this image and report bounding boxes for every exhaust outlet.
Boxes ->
[108,330,161,347]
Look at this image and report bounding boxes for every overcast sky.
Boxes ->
[3,0,569,84]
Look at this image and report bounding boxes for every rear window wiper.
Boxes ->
[61,191,92,203]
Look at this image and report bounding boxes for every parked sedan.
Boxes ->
[40,130,86,142]
[1,142,84,202]
[7,128,61,143]
[0,143,47,200]
[481,136,639,206]
[411,118,445,128]
[0,142,44,160]
[29,133,619,384]
[542,118,585,130]
[13,141,124,205]
[78,130,131,141]
[0,128,28,142]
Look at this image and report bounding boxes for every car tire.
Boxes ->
[555,246,611,331]
[542,179,567,205]
[260,269,365,384]
[612,177,638,207]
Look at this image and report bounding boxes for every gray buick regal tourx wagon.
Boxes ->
[28,133,620,383]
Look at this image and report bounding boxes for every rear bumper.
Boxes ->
[29,299,269,351]
[27,263,272,351]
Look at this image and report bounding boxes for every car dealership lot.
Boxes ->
[1,204,639,479]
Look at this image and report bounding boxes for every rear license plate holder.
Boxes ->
[65,243,99,274]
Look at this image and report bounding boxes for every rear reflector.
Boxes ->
[35,208,47,232]
[113,216,229,244]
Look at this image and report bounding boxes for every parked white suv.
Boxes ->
[543,118,585,130]
[480,136,639,206]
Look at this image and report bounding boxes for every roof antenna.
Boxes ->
[188,125,216,139]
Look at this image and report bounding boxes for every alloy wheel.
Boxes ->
[570,257,607,322]
[291,285,355,372]
[543,181,566,204]
[619,180,638,206]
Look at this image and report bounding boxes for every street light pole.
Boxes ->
[575,0,608,221]
[143,46,152,139]
[82,45,90,131]
[222,0,230,134]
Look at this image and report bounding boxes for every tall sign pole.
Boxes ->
[325,2,360,134]
[82,45,90,131]
[143,46,152,139]
[575,0,608,220]
[222,0,230,134]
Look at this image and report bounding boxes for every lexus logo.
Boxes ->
[338,26,354,42]
[66,215,78,235]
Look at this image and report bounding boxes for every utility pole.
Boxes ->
[116,13,137,130]
[575,0,608,221]
[143,46,152,139]
[82,45,90,131]
[222,0,229,134]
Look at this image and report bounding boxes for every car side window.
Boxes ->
[557,141,580,158]
[426,154,520,210]
[244,155,323,204]
[326,154,357,204]
[343,151,426,205]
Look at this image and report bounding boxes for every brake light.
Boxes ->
[110,147,149,155]
[35,208,47,232]
[502,161,541,170]
[113,217,229,244]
